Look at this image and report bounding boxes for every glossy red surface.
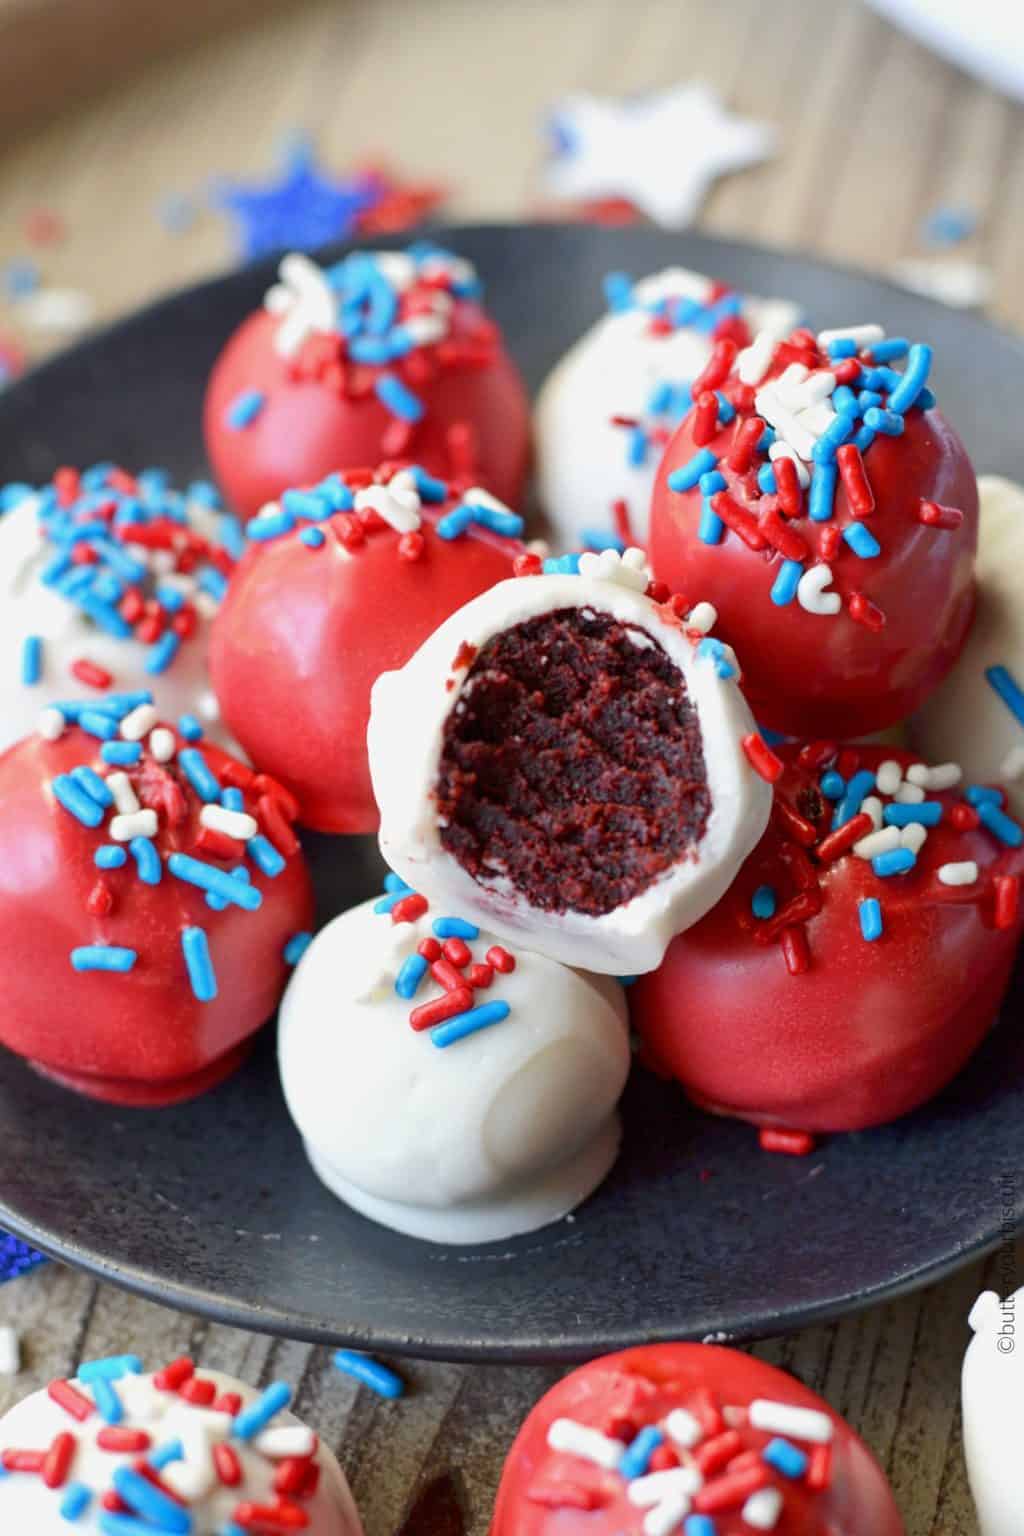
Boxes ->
[203,306,531,519]
[632,746,1024,1133]
[0,728,312,1105]
[209,501,520,833]
[648,358,979,739]
[491,1342,904,1535]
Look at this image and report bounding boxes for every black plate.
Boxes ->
[0,224,1022,1363]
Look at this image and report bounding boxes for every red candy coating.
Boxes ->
[648,344,979,738]
[491,1342,903,1535]
[209,485,520,833]
[203,305,530,520]
[0,727,312,1106]
[632,747,1024,1132]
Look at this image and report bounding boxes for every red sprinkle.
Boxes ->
[526,1483,606,1511]
[836,443,875,518]
[513,552,543,578]
[398,531,425,562]
[251,775,299,822]
[806,1442,833,1490]
[391,893,428,925]
[798,741,839,771]
[416,937,442,963]
[179,1377,216,1406]
[409,986,473,1031]
[692,338,738,396]
[836,747,861,780]
[832,358,861,384]
[691,1388,724,1438]
[230,1500,311,1530]
[102,1491,131,1513]
[726,415,764,474]
[848,591,886,632]
[994,875,1020,931]
[758,506,808,562]
[692,391,721,448]
[152,1358,195,1393]
[696,1429,743,1477]
[70,659,113,690]
[742,733,784,783]
[918,499,964,530]
[815,812,874,863]
[48,1379,94,1422]
[486,945,516,974]
[214,1443,243,1486]
[43,1433,76,1488]
[442,936,471,968]
[773,799,819,848]
[611,498,634,547]
[693,1462,771,1513]
[710,490,767,552]
[87,879,114,917]
[213,1392,243,1416]
[97,1428,151,1453]
[773,455,803,518]
[647,1444,680,1472]
[2,1449,44,1473]
[780,926,811,975]
[196,825,244,861]
[274,1457,313,1496]
[466,962,493,989]
[430,957,466,993]
[760,1127,816,1156]
[818,525,841,561]
[951,803,980,831]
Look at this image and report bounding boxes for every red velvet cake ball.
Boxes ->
[631,744,1024,1133]
[492,1341,904,1535]
[0,698,312,1106]
[203,246,530,519]
[209,464,524,834]
[648,324,979,738]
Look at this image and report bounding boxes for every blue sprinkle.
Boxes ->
[248,834,285,877]
[77,709,120,740]
[872,847,917,877]
[145,631,180,676]
[826,338,858,359]
[205,863,250,912]
[627,425,648,467]
[831,384,857,415]
[221,787,245,812]
[667,448,718,493]
[432,916,480,940]
[859,898,884,943]
[465,501,524,539]
[871,337,911,363]
[699,501,724,544]
[95,845,127,869]
[178,714,203,742]
[3,259,40,299]
[580,527,626,553]
[835,769,877,827]
[752,885,777,919]
[181,926,217,1002]
[542,553,581,575]
[853,424,876,456]
[52,775,104,828]
[282,488,332,520]
[148,1439,184,1471]
[696,636,736,679]
[374,891,404,915]
[91,1377,124,1425]
[70,765,113,807]
[226,389,266,430]
[918,386,936,410]
[647,379,675,415]
[923,206,976,246]
[246,506,296,542]
[168,853,263,910]
[770,559,803,606]
[406,466,448,503]
[858,389,883,412]
[100,741,142,766]
[757,426,775,453]
[984,664,1024,728]
[714,391,736,425]
[684,1521,717,1536]
[618,1425,664,1480]
[177,747,220,804]
[431,999,510,1048]
[233,1381,293,1441]
[842,523,881,559]
[59,1482,93,1520]
[863,406,904,436]
[820,771,845,801]
[808,462,837,522]
[375,373,425,423]
[883,801,943,827]
[966,785,1003,807]
[217,515,247,561]
[71,946,138,974]
[187,479,222,508]
[300,526,325,548]
[130,836,162,885]
[155,584,184,614]
[395,953,429,999]
[284,931,313,966]
[384,872,412,893]
[111,1467,190,1532]
[757,462,778,496]
[887,343,932,414]
[436,504,476,540]
[333,1351,405,1399]
[978,802,1024,848]
[21,635,42,686]
[763,1437,810,1478]
[603,271,634,312]
[811,409,858,464]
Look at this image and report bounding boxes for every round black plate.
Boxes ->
[1,225,1022,1363]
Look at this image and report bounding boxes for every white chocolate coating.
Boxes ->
[962,1287,1024,1536]
[535,269,798,550]
[0,1367,362,1534]
[368,570,772,973]
[279,898,630,1244]
[911,475,1024,815]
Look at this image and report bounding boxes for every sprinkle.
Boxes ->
[872,847,916,877]
[248,834,286,876]
[486,945,516,973]
[842,522,880,558]
[780,927,810,975]
[748,1400,833,1443]
[887,342,932,413]
[101,741,143,766]
[181,926,217,1002]
[21,635,43,686]
[395,953,430,998]
[797,564,840,616]
[70,944,137,975]
[938,861,979,886]
[862,406,904,437]
[667,449,718,493]
[807,462,836,523]
[769,559,803,607]
[168,853,263,909]
[111,1466,190,1532]
[300,526,325,548]
[853,826,901,860]
[109,810,158,842]
[994,875,1020,930]
[431,999,510,1047]
[918,499,964,530]
[907,761,961,790]
[177,714,203,742]
[232,1381,293,1441]
[834,768,876,826]
[751,885,777,919]
[619,1426,665,1480]
[106,771,139,814]
[149,728,176,762]
[246,505,296,542]
[665,1409,703,1450]
[966,786,1003,807]
[77,709,120,740]
[52,775,104,827]
[145,632,181,676]
[60,1483,92,1520]
[332,1351,405,1398]
[742,1486,783,1529]
[129,836,162,885]
[48,1379,94,1420]
[859,898,884,942]
[978,802,1024,847]
[883,801,943,827]
[38,706,67,740]
[686,601,718,635]
[815,812,874,863]
[375,373,425,422]
[985,665,1024,728]
[547,1418,626,1470]
[226,390,265,429]
[432,916,480,940]
[742,733,783,783]
[200,804,258,841]
[759,1127,815,1156]
[819,771,845,801]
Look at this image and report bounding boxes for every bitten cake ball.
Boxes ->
[535,267,797,550]
[279,883,629,1244]
[0,464,245,757]
[0,698,312,1105]
[912,475,1024,818]
[492,1341,904,1535]
[962,1288,1023,1536]
[632,744,1024,1134]
[648,323,979,738]
[0,1356,362,1534]
[369,550,773,974]
[209,464,524,833]
[203,245,530,518]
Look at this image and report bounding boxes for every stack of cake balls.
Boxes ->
[0,237,1022,1255]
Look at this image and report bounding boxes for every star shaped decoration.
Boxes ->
[542,83,776,228]
[212,137,381,262]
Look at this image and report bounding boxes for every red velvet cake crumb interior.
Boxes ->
[434,607,710,917]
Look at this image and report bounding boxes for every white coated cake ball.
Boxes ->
[911,475,1024,816]
[0,1362,363,1533]
[962,1287,1024,1536]
[535,268,799,551]
[279,895,630,1244]
[0,468,245,757]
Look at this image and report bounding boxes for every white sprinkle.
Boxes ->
[110,809,158,842]
[900,823,929,855]
[875,760,902,796]
[748,1400,834,1444]
[354,484,422,534]
[0,1326,19,1375]
[149,728,176,763]
[793,369,837,407]
[742,1485,784,1529]
[119,703,158,742]
[686,602,718,635]
[853,826,901,859]
[462,485,514,516]
[106,772,140,815]
[816,323,885,349]
[579,547,649,591]
[526,538,550,558]
[118,1374,168,1421]
[792,399,836,438]
[195,592,219,621]
[861,795,884,831]
[628,1467,702,1506]
[938,861,979,886]
[768,441,810,488]
[912,761,962,791]
[546,1418,626,1469]
[197,690,221,724]
[737,330,775,386]
[644,1493,692,1536]
[400,312,447,346]
[200,805,258,841]
[1000,745,1024,782]
[266,253,337,359]
[254,1425,317,1459]
[375,251,417,290]
[664,1406,703,1449]
[754,385,818,461]
[797,564,841,616]
[162,1453,215,1502]
[37,706,65,741]
[894,781,926,804]
[773,362,809,405]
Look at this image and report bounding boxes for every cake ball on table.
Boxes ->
[912,475,1024,818]
[369,548,774,975]
[279,880,629,1244]
[0,1356,362,1533]
[962,1287,1023,1536]
[648,324,979,738]
[632,743,1024,1135]
[0,697,312,1105]
[492,1341,904,1534]
[535,268,798,550]
[203,244,530,519]
[0,463,244,757]
[209,463,525,833]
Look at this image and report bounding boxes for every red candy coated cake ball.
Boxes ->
[0,712,312,1106]
[631,744,1024,1133]
[648,326,979,738]
[203,247,530,519]
[492,1341,904,1535]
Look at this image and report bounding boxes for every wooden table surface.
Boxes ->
[1,0,1022,1531]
